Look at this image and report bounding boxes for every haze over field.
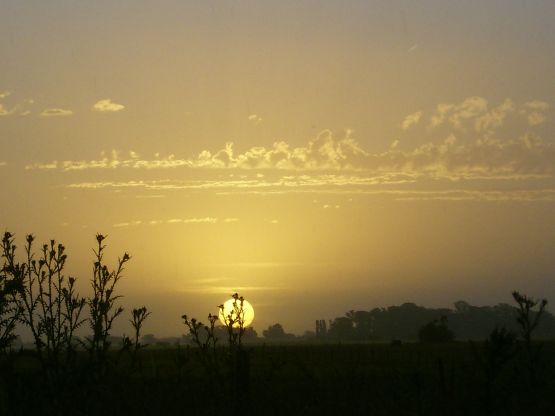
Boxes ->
[1,0,554,336]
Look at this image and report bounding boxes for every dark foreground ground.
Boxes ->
[1,342,554,415]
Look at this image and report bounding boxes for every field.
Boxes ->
[2,341,554,415]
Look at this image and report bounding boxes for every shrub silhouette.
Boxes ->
[87,234,130,376]
[471,326,518,414]
[512,290,547,386]
[218,292,249,348]
[418,316,454,343]
[2,232,86,404]
[0,232,23,354]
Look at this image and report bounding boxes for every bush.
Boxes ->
[418,316,455,343]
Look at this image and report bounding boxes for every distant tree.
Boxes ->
[454,300,471,313]
[263,323,295,341]
[141,334,157,345]
[243,326,258,341]
[302,330,316,339]
[315,319,327,337]
[263,323,285,339]
[418,316,455,343]
[328,317,354,340]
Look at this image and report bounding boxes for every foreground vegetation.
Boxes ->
[2,341,555,415]
[1,232,554,415]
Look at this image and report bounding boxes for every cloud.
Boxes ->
[0,162,6,167]
[248,114,262,124]
[114,220,142,227]
[401,111,423,130]
[0,103,9,116]
[65,174,416,191]
[425,96,551,136]
[0,94,34,117]
[33,127,555,181]
[40,108,73,117]
[475,99,515,134]
[24,95,555,183]
[525,100,549,111]
[527,112,547,126]
[114,217,238,227]
[431,97,489,129]
[92,99,125,112]
[517,100,549,126]
[25,161,58,170]
[169,217,218,224]
[27,130,369,171]
[195,130,369,170]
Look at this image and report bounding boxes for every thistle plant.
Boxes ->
[512,291,547,386]
[218,293,247,349]
[0,232,87,414]
[471,326,518,414]
[182,312,219,376]
[87,234,130,375]
[0,232,23,354]
[11,234,85,373]
[130,306,151,354]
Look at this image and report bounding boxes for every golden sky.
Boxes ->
[1,1,554,336]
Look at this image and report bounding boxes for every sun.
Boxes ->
[218,297,255,328]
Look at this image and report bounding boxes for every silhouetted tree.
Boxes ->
[328,317,354,340]
[315,319,327,337]
[418,316,454,343]
[263,323,295,341]
[263,323,285,338]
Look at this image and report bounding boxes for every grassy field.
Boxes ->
[1,341,554,415]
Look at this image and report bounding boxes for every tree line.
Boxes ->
[314,298,554,342]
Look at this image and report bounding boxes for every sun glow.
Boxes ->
[218,297,255,328]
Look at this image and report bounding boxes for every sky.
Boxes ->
[1,0,555,336]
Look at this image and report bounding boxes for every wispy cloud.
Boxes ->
[429,96,549,133]
[525,100,549,111]
[32,130,555,181]
[92,99,125,113]
[0,93,34,116]
[475,99,515,135]
[113,217,238,227]
[430,96,488,129]
[25,161,58,170]
[220,188,555,202]
[527,112,547,126]
[248,114,262,125]
[26,130,368,171]
[522,100,549,126]
[23,96,555,183]
[401,111,422,130]
[181,284,281,295]
[66,174,416,191]
[40,108,73,117]
[0,104,9,116]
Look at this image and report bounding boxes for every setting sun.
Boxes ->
[218,297,255,328]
